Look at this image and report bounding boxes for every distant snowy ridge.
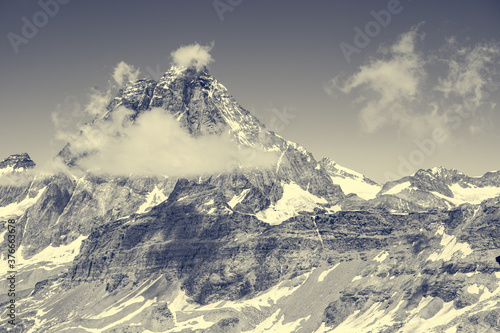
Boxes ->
[319,158,381,200]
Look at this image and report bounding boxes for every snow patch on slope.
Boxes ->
[252,310,310,333]
[432,184,500,206]
[467,284,480,294]
[228,188,251,208]
[321,158,380,200]
[79,298,158,333]
[335,163,364,179]
[427,226,473,262]
[136,186,168,214]
[0,186,47,219]
[89,277,164,320]
[17,235,87,269]
[373,250,389,263]
[256,182,327,225]
[329,175,381,200]
[318,263,340,282]
[449,183,500,204]
[383,181,412,195]
[169,271,312,313]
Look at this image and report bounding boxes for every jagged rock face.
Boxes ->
[4,166,336,259]
[0,182,31,207]
[17,176,74,256]
[427,166,500,188]
[8,195,500,332]
[108,67,267,142]
[70,179,274,303]
[319,200,500,333]
[68,190,499,309]
[68,190,418,304]
[13,174,177,258]
[458,199,500,250]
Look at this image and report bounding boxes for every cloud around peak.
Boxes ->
[170,42,214,70]
[113,61,140,86]
[62,107,278,177]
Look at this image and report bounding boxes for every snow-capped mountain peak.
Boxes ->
[106,64,277,150]
[0,152,36,176]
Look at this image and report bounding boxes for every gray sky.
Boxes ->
[1,0,500,182]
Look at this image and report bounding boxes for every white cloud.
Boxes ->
[323,77,342,97]
[329,24,500,139]
[436,41,500,101]
[113,61,140,86]
[170,42,214,70]
[52,87,113,150]
[84,87,112,117]
[68,107,277,177]
[0,169,35,186]
[51,95,81,130]
[337,25,425,133]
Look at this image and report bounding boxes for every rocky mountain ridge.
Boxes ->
[1,65,499,332]
[373,167,500,211]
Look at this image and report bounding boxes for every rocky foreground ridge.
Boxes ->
[0,65,499,332]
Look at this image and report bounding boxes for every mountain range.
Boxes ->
[0,65,499,333]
